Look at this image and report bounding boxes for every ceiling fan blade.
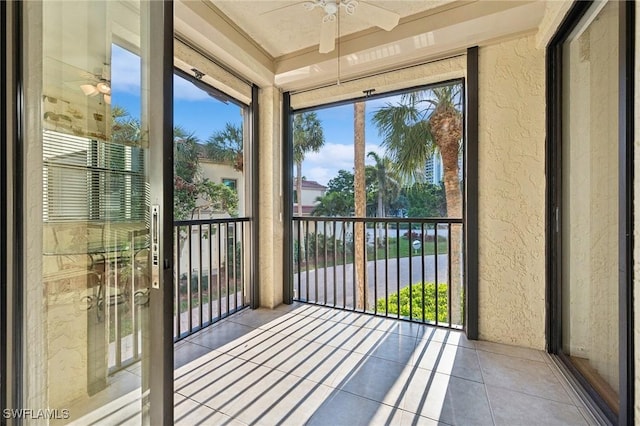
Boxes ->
[259,1,306,16]
[319,18,337,54]
[357,2,400,31]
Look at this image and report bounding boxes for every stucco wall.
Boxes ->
[477,34,546,349]
[258,86,284,308]
[536,0,573,49]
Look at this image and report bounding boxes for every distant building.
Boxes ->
[198,158,245,218]
[424,150,463,184]
[294,179,327,216]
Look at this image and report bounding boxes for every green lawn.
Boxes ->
[296,236,448,272]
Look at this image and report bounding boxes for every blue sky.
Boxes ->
[298,102,388,186]
[112,44,396,186]
[111,45,243,143]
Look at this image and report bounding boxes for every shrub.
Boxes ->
[376,282,448,323]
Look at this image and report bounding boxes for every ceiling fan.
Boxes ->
[303,0,400,53]
[78,64,112,105]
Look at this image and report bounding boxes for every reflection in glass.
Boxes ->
[38,1,150,422]
[561,0,619,414]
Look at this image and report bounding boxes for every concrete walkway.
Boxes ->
[294,253,460,308]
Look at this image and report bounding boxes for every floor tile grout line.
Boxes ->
[327,386,454,426]
[474,345,546,363]
[477,350,570,381]
[476,346,498,426]
[182,316,397,421]
[174,391,250,425]
[484,382,587,407]
[176,305,592,426]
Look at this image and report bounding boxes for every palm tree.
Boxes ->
[367,151,400,243]
[372,84,463,323]
[366,151,400,219]
[371,84,462,217]
[354,101,366,310]
[293,112,325,216]
[205,122,243,171]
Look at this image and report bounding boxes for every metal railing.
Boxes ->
[174,217,251,340]
[292,217,464,328]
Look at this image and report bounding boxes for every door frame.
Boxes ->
[3,1,175,423]
[146,1,175,423]
[546,1,635,424]
[2,0,24,419]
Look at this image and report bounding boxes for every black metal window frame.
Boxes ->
[3,0,25,417]
[173,62,260,312]
[282,51,479,338]
[546,1,635,424]
[1,0,8,416]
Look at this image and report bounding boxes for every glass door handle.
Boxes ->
[151,204,160,289]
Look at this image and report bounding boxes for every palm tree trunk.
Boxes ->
[377,191,384,242]
[354,101,367,310]
[439,129,463,326]
[296,161,303,216]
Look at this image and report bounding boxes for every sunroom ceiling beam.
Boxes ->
[175,0,275,87]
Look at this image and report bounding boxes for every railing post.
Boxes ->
[172,218,251,341]
[280,217,462,329]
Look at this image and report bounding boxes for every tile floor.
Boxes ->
[173,303,599,426]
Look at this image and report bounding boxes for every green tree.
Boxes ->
[406,182,446,217]
[372,83,463,323]
[371,84,462,217]
[197,180,239,217]
[174,126,201,220]
[205,122,243,171]
[326,170,354,196]
[366,151,400,218]
[293,112,325,216]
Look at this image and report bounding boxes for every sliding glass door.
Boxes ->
[17,1,173,423]
[549,1,633,423]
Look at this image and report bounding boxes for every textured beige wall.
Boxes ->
[290,56,466,110]
[258,86,284,308]
[477,34,546,349]
[536,0,573,49]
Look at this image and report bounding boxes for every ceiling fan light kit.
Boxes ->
[303,0,400,54]
[304,0,358,17]
[79,63,111,104]
[96,81,111,95]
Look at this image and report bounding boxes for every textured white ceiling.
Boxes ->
[211,0,455,57]
[177,1,547,91]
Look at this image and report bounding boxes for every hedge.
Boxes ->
[376,282,448,323]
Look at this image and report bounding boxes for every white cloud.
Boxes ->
[301,142,387,185]
[111,45,141,94]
